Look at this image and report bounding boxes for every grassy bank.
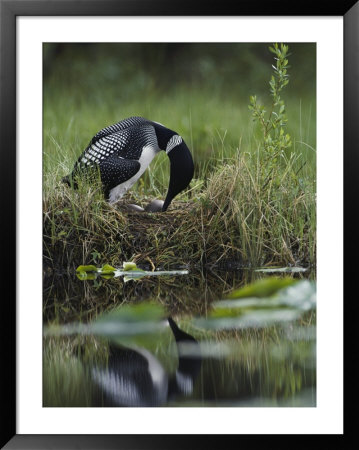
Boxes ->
[43,44,316,272]
[43,148,315,271]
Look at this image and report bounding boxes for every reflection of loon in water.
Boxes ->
[91,317,202,407]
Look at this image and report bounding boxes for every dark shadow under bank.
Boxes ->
[43,266,315,324]
[43,267,251,323]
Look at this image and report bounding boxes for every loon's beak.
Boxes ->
[162,143,194,212]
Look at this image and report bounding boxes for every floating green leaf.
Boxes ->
[100,264,116,275]
[123,273,147,282]
[95,302,165,326]
[76,271,96,280]
[122,261,143,271]
[255,267,307,273]
[91,302,167,347]
[76,265,97,273]
[195,309,301,330]
[214,280,315,312]
[276,280,316,311]
[122,269,188,282]
[195,279,316,331]
[212,297,282,316]
[227,276,296,299]
[100,273,115,280]
[44,302,167,348]
[75,262,189,282]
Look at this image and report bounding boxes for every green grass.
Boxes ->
[43,46,316,271]
[42,43,316,408]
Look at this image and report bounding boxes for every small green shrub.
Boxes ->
[249,43,292,189]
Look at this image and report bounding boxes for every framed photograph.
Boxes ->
[2,1,355,448]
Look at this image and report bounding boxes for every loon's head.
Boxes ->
[163,135,194,212]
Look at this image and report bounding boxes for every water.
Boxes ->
[43,266,316,407]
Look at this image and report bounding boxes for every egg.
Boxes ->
[145,199,165,213]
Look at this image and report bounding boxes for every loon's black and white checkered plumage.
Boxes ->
[63,116,194,212]
[90,317,201,406]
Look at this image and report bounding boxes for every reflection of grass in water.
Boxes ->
[42,43,316,406]
[168,311,316,403]
[43,312,315,407]
[43,268,255,324]
[44,267,314,326]
[157,313,316,405]
[43,335,108,407]
[190,346,314,403]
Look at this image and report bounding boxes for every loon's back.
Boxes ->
[64,117,162,201]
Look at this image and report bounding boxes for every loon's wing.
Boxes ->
[99,154,141,197]
[90,117,150,145]
[75,122,158,170]
[66,119,159,197]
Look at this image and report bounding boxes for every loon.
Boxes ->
[63,116,194,212]
[90,317,201,407]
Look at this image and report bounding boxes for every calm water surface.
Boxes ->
[43,267,316,407]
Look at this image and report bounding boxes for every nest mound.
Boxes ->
[118,200,196,229]
[43,197,207,274]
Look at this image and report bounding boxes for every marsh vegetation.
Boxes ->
[43,43,316,407]
[43,43,316,271]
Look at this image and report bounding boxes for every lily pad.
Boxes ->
[194,279,316,331]
[76,271,96,280]
[214,280,316,312]
[76,264,97,273]
[100,264,116,274]
[255,267,308,273]
[123,273,147,282]
[90,302,167,347]
[276,280,316,311]
[227,276,296,299]
[122,269,188,282]
[122,261,144,272]
[44,302,167,348]
[94,302,165,325]
[100,273,115,280]
[75,263,189,282]
[195,309,302,330]
[211,297,282,315]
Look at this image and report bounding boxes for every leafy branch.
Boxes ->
[248,43,292,187]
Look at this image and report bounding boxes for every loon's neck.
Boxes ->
[152,122,177,150]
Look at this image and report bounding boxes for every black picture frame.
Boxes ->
[1,1,356,448]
